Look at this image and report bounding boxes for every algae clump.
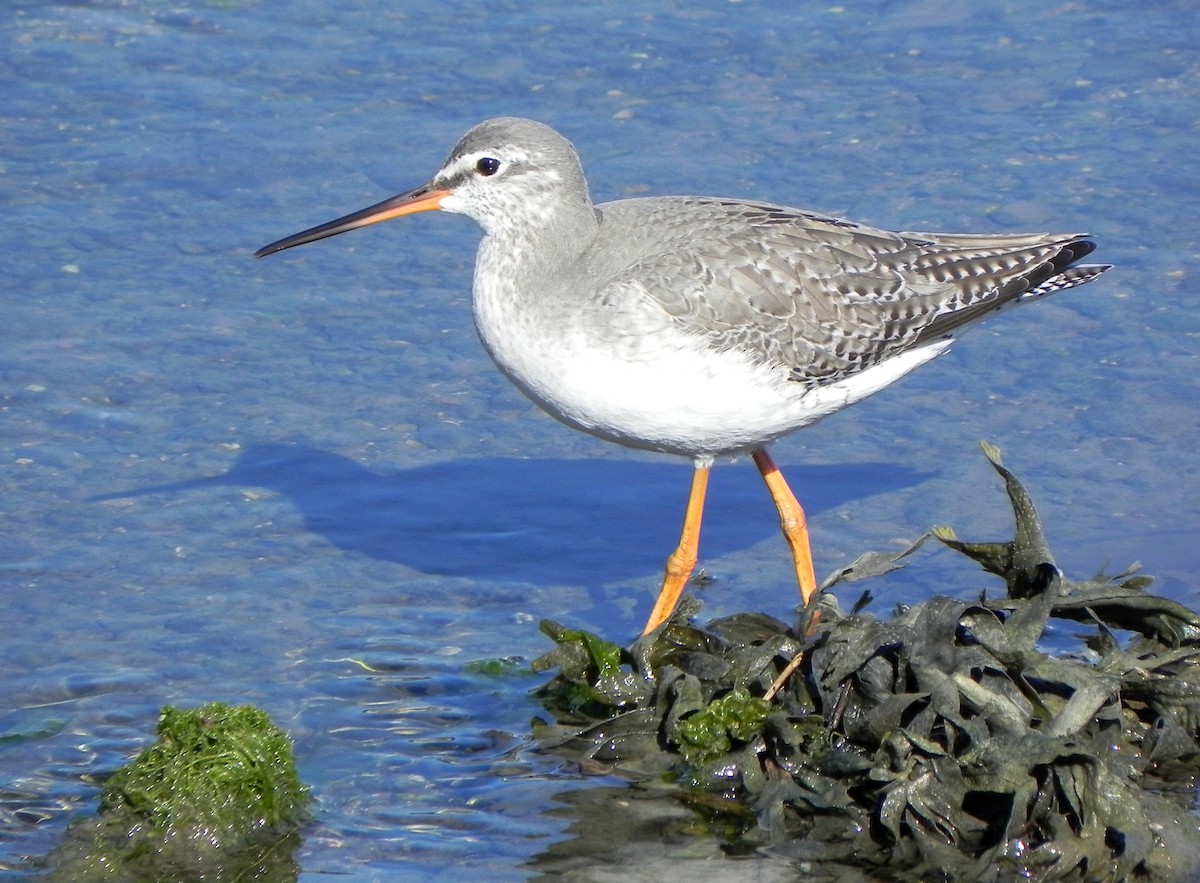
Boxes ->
[678,688,770,766]
[532,445,1200,882]
[40,702,310,883]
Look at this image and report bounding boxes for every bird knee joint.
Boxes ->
[665,547,697,578]
[778,510,807,534]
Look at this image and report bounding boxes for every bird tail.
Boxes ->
[1021,262,1112,299]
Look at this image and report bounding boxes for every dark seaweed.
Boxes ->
[533,445,1200,881]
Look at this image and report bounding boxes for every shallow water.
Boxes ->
[2,1,1198,879]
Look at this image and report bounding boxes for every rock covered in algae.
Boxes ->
[532,445,1200,882]
[38,702,310,883]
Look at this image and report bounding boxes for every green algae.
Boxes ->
[37,702,310,883]
[677,687,771,766]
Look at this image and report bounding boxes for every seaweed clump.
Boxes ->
[38,702,310,883]
[532,445,1200,881]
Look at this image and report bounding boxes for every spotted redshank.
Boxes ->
[255,117,1109,634]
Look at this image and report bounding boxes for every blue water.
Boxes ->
[2,1,1198,879]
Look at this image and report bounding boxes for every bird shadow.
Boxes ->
[95,442,929,587]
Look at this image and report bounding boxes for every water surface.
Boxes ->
[2,1,1198,879]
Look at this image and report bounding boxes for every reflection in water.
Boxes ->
[529,782,830,882]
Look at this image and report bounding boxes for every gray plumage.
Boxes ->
[585,196,1105,388]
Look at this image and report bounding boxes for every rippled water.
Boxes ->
[3,1,1198,879]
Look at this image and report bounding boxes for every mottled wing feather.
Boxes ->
[595,197,1107,387]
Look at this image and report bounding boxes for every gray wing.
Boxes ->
[593,197,1107,387]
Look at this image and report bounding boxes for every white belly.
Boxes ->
[473,269,950,459]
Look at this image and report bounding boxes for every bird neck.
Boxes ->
[492,199,600,271]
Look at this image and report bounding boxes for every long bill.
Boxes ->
[253,183,450,258]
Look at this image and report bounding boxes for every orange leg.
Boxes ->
[752,448,818,606]
[642,463,710,634]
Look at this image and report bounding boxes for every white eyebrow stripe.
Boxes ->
[444,147,537,178]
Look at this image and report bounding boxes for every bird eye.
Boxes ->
[475,157,502,177]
